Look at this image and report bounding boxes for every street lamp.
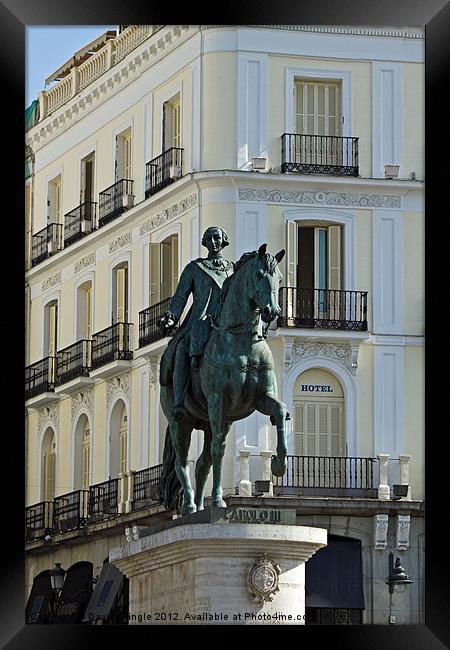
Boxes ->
[385,552,413,594]
[49,562,66,596]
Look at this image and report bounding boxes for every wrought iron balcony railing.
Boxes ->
[64,202,97,248]
[25,356,57,400]
[88,479,119,522]
[138,297,176,347]
[145,147,183,198]
[98,179,134,228]
[31,223,64,266]
[91,322,133,370]
[272,455,376,497]
[281,133,359,176]
[278,287,368,331]
[132,464,163,510]
[53,490,89,534]
[56,340,92,386]
[25,501,54,542]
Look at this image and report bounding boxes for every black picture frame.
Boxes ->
[2,1,448,647]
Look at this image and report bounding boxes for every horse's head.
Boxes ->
[252,243,285,323]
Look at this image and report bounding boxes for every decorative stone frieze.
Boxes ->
[71,388,94,420]
[42,272,61,292]
[374,514,389,550]
[396,515,411,551]
[148,359,160,387]
[139,193,198,236]
[109,232,131,254]
[239,188,402,209]
[74,252,95,273]
[285,341,359,375]
[106,372,131,408]
[38,404,59,433]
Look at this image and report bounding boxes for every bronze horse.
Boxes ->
[159,244,287,515]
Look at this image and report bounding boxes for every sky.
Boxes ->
[26,25,117,107]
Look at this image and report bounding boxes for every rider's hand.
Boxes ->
[158,311,177,330]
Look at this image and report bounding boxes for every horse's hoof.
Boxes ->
[212,499,227,508]
[181,503,197,516]
[271,455,287,477]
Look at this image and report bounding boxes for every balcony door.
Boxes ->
[162,94,181,153]
[80,152,95,220]
[109,400,128,480]
[286,224,342,323]
[42,428,56,502]
[295,80,342,165]
[113,265,128,352]
[115,128,132,182]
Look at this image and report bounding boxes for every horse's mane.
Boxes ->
[214,250,278,322]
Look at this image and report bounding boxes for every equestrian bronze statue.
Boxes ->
[158,233,287,515]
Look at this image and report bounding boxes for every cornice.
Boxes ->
[25,25,194,151]
[201,25,424,39]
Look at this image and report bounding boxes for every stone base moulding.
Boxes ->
[110,517,327,625]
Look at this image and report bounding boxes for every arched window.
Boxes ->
[110,400,128,478]
[41,428,56,501]
[293,369,345,457]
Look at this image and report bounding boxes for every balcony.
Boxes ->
[31,223,63,266]
[25,501,54,542]
[25,356,57,401]
[91,323,133,372]
[278,287,368,331]
[55,340,93,393]
[88,478,119,523]
[273,455,377,498]
[53,490,89,534]
[98,179,134,228]
[132,464,163,510]
[145,147,183,198]
[138,297,176,348]
[64,202,97,248]
[281,133,359,177]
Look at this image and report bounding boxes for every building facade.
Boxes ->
[25,25,424,625]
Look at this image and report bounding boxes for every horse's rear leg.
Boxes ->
[195,425,212,511]
[207,394,229,508]
[256,393,287,477]
[170,420,196,515]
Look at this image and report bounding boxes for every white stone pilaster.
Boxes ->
[377,453,390,500]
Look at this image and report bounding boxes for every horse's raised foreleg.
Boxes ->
[194,424,212,511]
[169,419,196,515]
[207,394,229,508]
[256,393,288,477]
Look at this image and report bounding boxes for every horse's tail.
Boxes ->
[157,426,183,511]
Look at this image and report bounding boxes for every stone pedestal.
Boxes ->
[110,507,327,625]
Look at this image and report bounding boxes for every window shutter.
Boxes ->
[318,404,328,456]
[294,403,304,455]
[80,159,86,204]
[115,135,120,182]
[44,449,55,501]
[171,235,179,295]
[286,221,297,320]
[48,304,57,357]
[82,426,90,491]
[150,243,162,305]
[116,268,127,323]
[330,404,343,456]
[124,133,132,180]
[328,226,342,291]
[172,99,181,149]
[55,180,61,223]
[161,239,172,301]
[119,412,127,475]
[162,102,167,152]
[306,404,316,455]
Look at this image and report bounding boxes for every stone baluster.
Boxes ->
[377,453,390,500]
[125,470,135,513]
[399,454,412,500]
[118,472,127,513]
[260,451,274,496]
[238,450,252,496]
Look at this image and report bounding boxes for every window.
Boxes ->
[115,128,132,182]
[44,300,58,358]
[74,415,90,495]
[149,234,179,305]
[82,422,90,491]
[295,80,341,136]
[163,94,181,152]
[109,400,127,479]
[112,264,129,324]
[47,176,62,224]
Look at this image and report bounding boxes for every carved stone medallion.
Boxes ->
[247,554,281,604]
